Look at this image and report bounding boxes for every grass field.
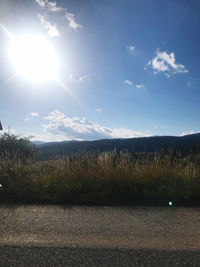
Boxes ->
[0,151,200,205]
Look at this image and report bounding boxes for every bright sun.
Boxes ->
[9,34,58,82]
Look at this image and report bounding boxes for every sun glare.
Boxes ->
[9,34,58,82]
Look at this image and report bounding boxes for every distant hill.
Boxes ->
[32,141,46,145]
[36,133,200,160]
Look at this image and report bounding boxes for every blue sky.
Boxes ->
[0,0,200,141]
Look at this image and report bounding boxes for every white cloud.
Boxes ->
[47,1,63,12]
[124,80,133,86]
[25,112,39,122]
[180,130,200,136]
[110,128,148,139]
[36,1,82,33]
[38,14,59,37]
[124,81,145,88]
[127,45,135,53]
[136,84,144,89]
[79,76,90,83]
[65,12,82,30]
[187,81,191,87]
[36,0,63,12]
[96,108,101,113]
[43,110,150,141]
[31,112,39,117]
[148,50,188,76]
[67,74,90,83]
[30,133,68,142]
[35,0,47,7]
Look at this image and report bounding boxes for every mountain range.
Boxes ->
[33,133,200,159]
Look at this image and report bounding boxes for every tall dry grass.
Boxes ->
[0,151,200,205]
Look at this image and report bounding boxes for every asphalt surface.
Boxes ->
[0,205,200,266]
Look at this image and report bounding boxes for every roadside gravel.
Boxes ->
[0,205,200,266]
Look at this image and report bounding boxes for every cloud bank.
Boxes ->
[180,130,200,136]
[42,110,150,141]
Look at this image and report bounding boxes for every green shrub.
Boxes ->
[0,132,38,162]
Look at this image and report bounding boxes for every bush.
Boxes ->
[0,132,38,162]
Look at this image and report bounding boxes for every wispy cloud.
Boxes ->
[127,45,135,53]
[35,0,47,7]
[136,84,144,89]
[31,112,39,117]
[36,1,82,32]
[79,76,90,83]
[25,112,39,122]
[96,108,101,113]
[47,1,63,12]
[65,12,82,30]
[124,80,133,86]
[43,110,150,141]
[67,74,90,83]
[38,14,59,37]
[36,0,63,12]
[147,50,188,76]
[124,80,145,89]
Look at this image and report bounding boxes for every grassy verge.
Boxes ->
[0,151,200,206]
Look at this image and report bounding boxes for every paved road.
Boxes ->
[0,205,200,266]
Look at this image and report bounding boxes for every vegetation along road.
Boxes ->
[0,205,200,266]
